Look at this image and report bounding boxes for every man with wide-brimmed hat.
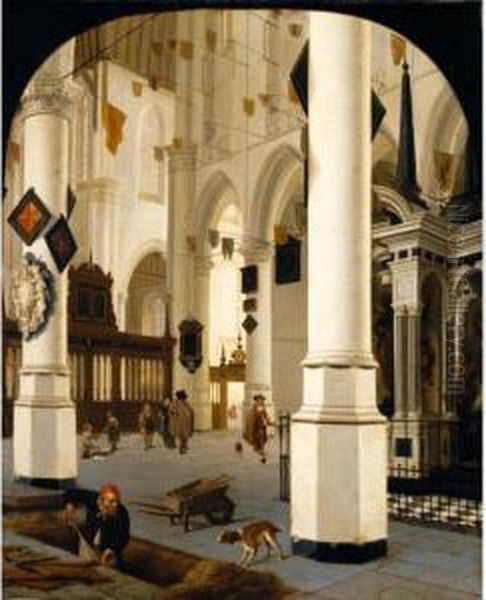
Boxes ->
[243,394,271,463]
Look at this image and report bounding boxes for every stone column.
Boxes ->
[392,304,408,417]
[167,145,197,394]
[291,14,387,562]
[13,44,77,486]
[192,255,213,430]
[242,244,274,421]
[77,177,120,275]
[407,305,422,417]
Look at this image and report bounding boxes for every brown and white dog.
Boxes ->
[217,521,285,567]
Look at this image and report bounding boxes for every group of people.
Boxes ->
[80,390,270,462]
[80,389,194,458]
[64,394,273,574]
[81,411,121,459]
[139,389,195,454]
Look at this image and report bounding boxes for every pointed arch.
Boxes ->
[250,144,303,240]
[195,170,241,253]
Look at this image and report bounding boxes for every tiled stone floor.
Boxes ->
[3,432,482,598]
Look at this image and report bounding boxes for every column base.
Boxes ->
[15,476,76,490]
[13,401,77,481]
[292,538,387,564]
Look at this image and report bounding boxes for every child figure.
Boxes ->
[105,411,121,453]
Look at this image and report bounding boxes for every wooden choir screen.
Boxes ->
[2,261,175,435]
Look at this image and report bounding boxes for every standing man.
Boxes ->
[171,390,194,454]
[243,394,271,463]
[138,403,156,450]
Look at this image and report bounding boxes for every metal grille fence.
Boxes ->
[278,414,482,534]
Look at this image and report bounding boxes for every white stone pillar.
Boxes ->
[242,245,274,421]
[192,255,213,430]
[291,14,387,562]
[389,259,425,473]
[167,146,197,393]
[77,177,120,275]
[13,46,77,486]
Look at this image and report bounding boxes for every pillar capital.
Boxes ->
[21,88,72,122]
[392,302,422,317]
[167,144,197,172]
[241,240,273,264]
[77,177,121,204]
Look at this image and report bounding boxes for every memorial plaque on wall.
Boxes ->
[276,236,301,284]
[241,265,258,294]
[178,318,204,373]
[243,297,257,313]
[395,438,413,458]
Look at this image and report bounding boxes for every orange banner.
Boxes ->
[102,103,127,155]
[390,33,406,66]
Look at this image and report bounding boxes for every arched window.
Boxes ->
[137,107,164,204]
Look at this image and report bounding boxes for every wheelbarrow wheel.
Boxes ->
[205,497,235,525]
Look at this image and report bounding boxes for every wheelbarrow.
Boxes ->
[132,474,235,532]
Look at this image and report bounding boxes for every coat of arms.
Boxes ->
[11,253,55,340]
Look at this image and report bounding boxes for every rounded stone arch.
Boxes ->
[125,248,167,336]
[373,186,413,224]
[420,85,468,197]
[251,144,303,240]
[195,170,241,254]
[121,239,167,298]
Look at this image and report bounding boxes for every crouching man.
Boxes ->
[64,484,130,569]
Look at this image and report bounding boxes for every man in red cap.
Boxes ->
[64,484,130,569]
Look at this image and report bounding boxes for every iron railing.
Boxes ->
[278,414,482,534]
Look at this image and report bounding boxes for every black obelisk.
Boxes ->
[396,61,421,200]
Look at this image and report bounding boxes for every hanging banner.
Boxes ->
[258,93,271,107]
[390,33,407,66]
[186,235,196,253]
[222,237,235,260]
[288,23,303,38]
[131,81,143,97]
[179,41,194,60]
[102,102,127,155]
[153,146,164,162]
[206,29,217,51]
[243,97,255,116]
[208,229,220,248]
[273,225,288,245]
[288,81,300,104]
[8,188,51,246]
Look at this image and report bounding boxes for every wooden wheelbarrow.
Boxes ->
[132,475,235,532]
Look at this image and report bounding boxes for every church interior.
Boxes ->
[2,8,482,598]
